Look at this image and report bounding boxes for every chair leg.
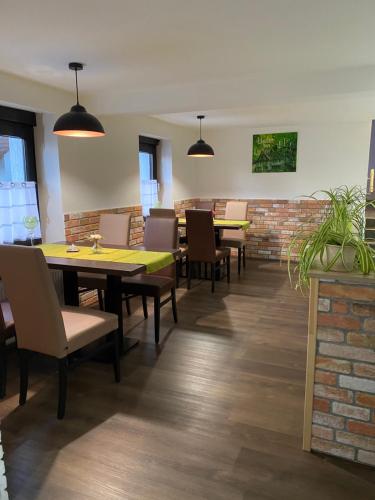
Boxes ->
[187,260,191,290]
[98,289,104,310]
[154,297,161,344]
[242,246,246,268]
[176,261,180,288]
[211,263,215,293]
[125,296,132,316]
[113,330,121,383]
[204,263,208,279]
[237,248,241,275]
[57,357,68,419]
[227,255,231,283]
[171,288,178,323]
[0,340,7,399]
[19,349,29,406]
[142,295,148,319]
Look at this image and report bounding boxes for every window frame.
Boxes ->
[0,105,39,245]
[139,135,159,180]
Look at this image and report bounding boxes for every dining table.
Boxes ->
[38,241,179,354]
[177,218,250,231]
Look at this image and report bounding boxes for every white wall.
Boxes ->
[0,69,72,114]
[34,113,65,242]
[58,114,197,213]
[197,122,371,199]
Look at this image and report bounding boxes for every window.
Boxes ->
[139,136,159,216]
[0,106,41,244]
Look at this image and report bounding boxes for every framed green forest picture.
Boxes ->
[252,132,298,173]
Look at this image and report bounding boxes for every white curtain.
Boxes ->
[141,179,159,216]
[0,181,41,244]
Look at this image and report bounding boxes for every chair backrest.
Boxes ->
[144,216,178,249]
[222,200,248,241]
[0,245,68,357]
[195,200,215,211]
[99,213,131,246]
[149,208,176,218]
[185,209,216,262]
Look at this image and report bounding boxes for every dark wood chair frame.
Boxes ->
[187,255,231,293]
[18,329,121,419]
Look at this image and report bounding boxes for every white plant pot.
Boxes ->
[325,244,356,272]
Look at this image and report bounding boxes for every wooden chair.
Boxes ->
[185,210,230,292]
[0,300,16,398]
[149,208,176,217]
[220,201,248,275]
[123,216,178,344]
[78,213,132,312]
[0,245,121,419]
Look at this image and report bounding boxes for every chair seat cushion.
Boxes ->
[77,272,107,291]
[220,239,245,249]
[216,247,231,260]
[0,301,14,330]
[0,300,16,340]
[122,274,174,297]
[187,247,230,263]
[61,307,118,355]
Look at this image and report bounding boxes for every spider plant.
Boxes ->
[287,186,375,291]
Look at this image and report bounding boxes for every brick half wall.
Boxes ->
[174,198,328,261]
[64,205,144,246]
[311,280,375,467]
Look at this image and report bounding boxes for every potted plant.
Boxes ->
[287,186,375,290]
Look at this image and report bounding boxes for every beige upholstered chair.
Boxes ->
[78,213,131,311]
[195,200,215,211]
[149,208,176,218]
[220,201,248,275]
[0,245,121,419]
[148,210,187,287]
[123,216,178,343]
[98,213,132,246]
[0,299,16,398]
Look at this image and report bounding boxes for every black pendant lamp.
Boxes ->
[53,62,105,138]
[187,115,214,157]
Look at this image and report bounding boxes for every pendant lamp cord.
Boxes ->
[75,69,80,105]
[199,117,202,140]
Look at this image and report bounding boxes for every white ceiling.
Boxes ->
[2,0,375,124]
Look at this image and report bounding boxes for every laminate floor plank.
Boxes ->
[1,260,374,499]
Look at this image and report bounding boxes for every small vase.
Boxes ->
[92,240,101,254]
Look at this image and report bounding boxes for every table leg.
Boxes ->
[105,274,139,355]
[63,271,79,306]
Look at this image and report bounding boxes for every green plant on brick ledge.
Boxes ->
[287,185,375,291]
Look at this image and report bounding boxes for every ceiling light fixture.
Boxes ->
[187,115,214,157]
[53,62,105,138]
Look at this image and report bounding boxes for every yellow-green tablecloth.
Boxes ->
[178,218,250,230]
[38,244,174,274]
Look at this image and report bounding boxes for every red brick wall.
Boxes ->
[174,198,328,261]
[311,280,375,467]
[64,205,144,245]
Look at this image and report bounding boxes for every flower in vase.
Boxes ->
[89,234,103,242]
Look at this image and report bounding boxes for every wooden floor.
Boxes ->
[1,260,375,499]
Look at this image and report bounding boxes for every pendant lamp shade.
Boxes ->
[53,63,105,138]
[187,115,214,157]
